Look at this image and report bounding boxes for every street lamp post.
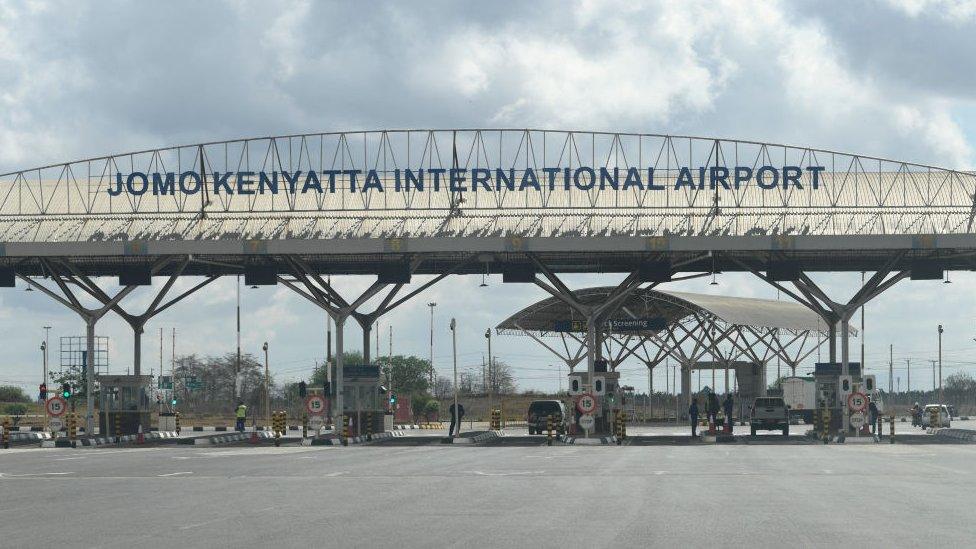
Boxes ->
[43,326,51,386]
[262,342,270,426]
[484,328,492,418]
[937,324,943,404]
[428,302,437,392]
[450,318,458,438]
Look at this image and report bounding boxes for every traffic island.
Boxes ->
[308,431,405,446]
[442,431,500,444]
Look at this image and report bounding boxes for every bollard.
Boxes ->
[620,410,627,441]
[546,414,553,446]
[175,412,181,435]
[929,407,939,429]
[2,417,9,449]
[115,412,122,444]
[275,411,283,447]
[889,415,895,444]
[341,415,350,446]
[137,424,145,444]
[302,413,308,439]
[367,412,373,442]
[68,412,77,444]
[821,408,830,444]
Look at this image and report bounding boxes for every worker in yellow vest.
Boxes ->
[235,401,247,432]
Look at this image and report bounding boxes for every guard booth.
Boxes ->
[332,364,386,436]
[96,374,152,435]
[567,364,620,435]
[813,362,861,435]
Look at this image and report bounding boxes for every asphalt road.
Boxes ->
[1,439,974,548]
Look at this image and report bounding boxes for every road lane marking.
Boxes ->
[466,470,544,476]
[157,472,193,477]
[0,472,73,478]
[324,471,348,477]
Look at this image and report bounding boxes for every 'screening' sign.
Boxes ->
[108,165,826,197]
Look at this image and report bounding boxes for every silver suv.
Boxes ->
[750,396,789,436]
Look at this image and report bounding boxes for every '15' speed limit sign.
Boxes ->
[46,396,67,417]
[305,395,327,415]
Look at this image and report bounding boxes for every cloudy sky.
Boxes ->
[1,0,975,396]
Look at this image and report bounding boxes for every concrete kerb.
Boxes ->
[308,430,405,446]
[933,428,976,443]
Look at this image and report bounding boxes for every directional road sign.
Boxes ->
[576,393,597,414]
[48,417,64,431]
[847,392,868,413]
[849,412,866,429]
[305,394,327,415]
[578,414,595,431]
[45,396,67,417]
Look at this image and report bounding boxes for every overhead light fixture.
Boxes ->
[944,271,952,284]
[250,285,259,289]
[710,254,719,286]
[25,286,33,292]
[480,262,489,287]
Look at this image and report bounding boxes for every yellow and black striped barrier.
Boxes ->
[272,411,287,446]
[302,413,308,438]
[114,413,122,444]
[341,415,350,446]
[546,414,554,446]
[821,408,831,444]
[929,407,940,429]
[889,414,895,444]
[175,412,181,435]
[68,412,77,443]
[366,412,373,441]
[490,409,501,430]
[2,417,9,449]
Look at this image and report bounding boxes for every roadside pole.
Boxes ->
[450,318,458,438]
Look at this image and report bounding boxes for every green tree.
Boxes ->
[0,385,30,403]
[375,354,431,396]
[3,403,28,425]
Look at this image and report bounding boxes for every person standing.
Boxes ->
[689,397,700,438]
[868,398,879,435]
[707,391,720,430]
[449,402,465,437]
[235,401,247,432]
[723,393,734,432]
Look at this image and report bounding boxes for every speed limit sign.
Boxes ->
[847,392,868,413]
[46,396,67,417]
[576,393,597,414]
[305,395,327,415]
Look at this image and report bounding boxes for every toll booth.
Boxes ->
[332,364,386,436]
[567,366,620,435]
[96,374,152,436]
[813,362,861,435]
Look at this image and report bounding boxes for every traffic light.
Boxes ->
[389,393,397,405]
[61,383,72,399]
[39,383,47,401]
[298,381,307,398]
[171,398,177,406]
[323,380,331,395]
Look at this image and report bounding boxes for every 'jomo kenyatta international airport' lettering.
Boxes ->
[107,166,825,196]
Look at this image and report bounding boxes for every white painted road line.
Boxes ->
[157,472,193,477]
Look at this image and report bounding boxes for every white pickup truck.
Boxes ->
[750,396,790,436]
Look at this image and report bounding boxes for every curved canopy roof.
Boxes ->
[496,286,836,337]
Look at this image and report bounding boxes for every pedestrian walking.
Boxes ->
[689,397,700,438]
[449,402,465,437]
[868,398,879,435]
[235,401,247,432]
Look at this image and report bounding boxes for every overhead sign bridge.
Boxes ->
[2,129,973,432]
